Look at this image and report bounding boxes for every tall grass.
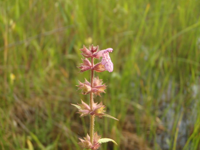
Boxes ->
[1,0,200,149]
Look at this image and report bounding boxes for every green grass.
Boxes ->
[1,0,200,149]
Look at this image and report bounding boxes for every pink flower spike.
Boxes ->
[79,58,92,72]
[101,52,113,72]
[80,45,93,58]
[93,48,113,59]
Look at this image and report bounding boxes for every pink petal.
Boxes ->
[93,48,113,59]
[101,52,113,72]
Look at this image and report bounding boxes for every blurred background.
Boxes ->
[1,0,200,150]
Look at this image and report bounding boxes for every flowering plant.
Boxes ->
[72,45,118,149]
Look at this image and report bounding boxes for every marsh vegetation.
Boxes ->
[1,0,200,149]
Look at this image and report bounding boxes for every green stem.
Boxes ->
[90,57,95,144]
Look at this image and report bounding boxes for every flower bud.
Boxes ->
[90,45,99,53]
[80,45,92,58]
[79,58,92,72]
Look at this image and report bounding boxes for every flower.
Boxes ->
[77,79,91,95]
[90,45,99,53]
[79,58,92,72]
[91,132,101,150]
[90,102,105,118]
[93,48,113,59]
[72,100,91,117]
[80,46,114,72]
[79,133,101,150]
[72,100,106,118]
[79,134,92,149]
[93,48,113,72]
[77,77,106,96]
[80,45,99,58]
[80,46,93,58]
[101,51,113,72]
[92,77,106,96]
[92,62,106,72]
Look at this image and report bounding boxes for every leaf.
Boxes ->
[46,135,60,150]
[71,104,81,109]
[29,132,46,150]
[103,114,118,121]
[98,138,118,145]
[27,139,34,150]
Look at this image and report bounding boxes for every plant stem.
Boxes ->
[90,57,95,144]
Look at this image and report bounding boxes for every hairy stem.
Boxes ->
[90,57,95,144]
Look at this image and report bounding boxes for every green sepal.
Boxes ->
[98,138,118,145]
[71,104,81,109]
[103,114,118,121]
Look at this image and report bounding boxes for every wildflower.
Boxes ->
[77,79,91,95]
[80,46,93,58]
[80,46,112,59]
[92,62,106,72]
[93,48,113,72]
[77,77,106,96]
[72,100,118,120]
[93,77,103,87]
[75,45,118,150]
[79,134,92,149]
[101,51,113,72]
[72,100,91,117]
[79,58,92,72]
[91,132,101,150]
[80,45,99,58]
[79,133,101,150]
[93,48,113,59]
[72,100,106,118]
[92,77,106,96]
[90,102,105,118]
[90,45,99,53]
